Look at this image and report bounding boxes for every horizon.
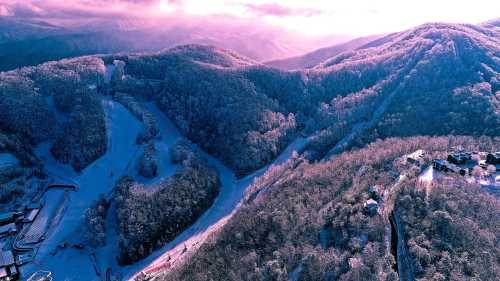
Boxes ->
[1,0,498,38]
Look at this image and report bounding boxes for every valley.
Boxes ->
[0,17,498,281]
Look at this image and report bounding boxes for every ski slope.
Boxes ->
[22,100,143,281]
[21,95,307,280]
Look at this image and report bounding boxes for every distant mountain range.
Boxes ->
[0,17,347,72]
[266,35,382,70]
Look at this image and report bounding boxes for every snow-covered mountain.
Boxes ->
[0,20,498,281]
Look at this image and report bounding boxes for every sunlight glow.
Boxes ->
[163,0,500,36]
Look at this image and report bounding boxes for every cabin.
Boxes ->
[0,251,18,281]
[447,152,471,165]
[363,199,379,216]
[486,152,500,165]
[433,159,448,171]
[15,252,34,266]
[433,159,466,175]
[406,150,425,165]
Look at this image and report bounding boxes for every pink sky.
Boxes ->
[1,0,499,36]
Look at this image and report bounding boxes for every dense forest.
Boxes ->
[0,22,498,177]
[161,136,499,281]
[395,178,499,280]
[115,140,220,264]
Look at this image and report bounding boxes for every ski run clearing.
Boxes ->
[20,98,307,281]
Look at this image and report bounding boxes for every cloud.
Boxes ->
[245,3,322,17]
[0,5,12,16]
[0,0,166,19]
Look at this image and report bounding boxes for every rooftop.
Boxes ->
[0,251,14,267]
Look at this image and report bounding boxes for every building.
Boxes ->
[433,159,466,175]
[447,152,471,165]
[406,150,425,165]
[433,159,448,171]
[0,251,18,281]
[364,199,379,216]
[486,152,500,165]
[15,252,34,266]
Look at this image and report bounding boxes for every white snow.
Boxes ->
[21,100,143,281]
[123,135,308,280]
[20,97,308,281]
[419,166,434,184]
[418,166,435,198]
[0,153,18,169]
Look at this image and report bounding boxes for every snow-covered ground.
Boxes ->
[127,103,182,185]
[123,135,308,280]
[21,100,143,281]
[0,152,19,169]
[419,166,434,184]
[19,95,308,280]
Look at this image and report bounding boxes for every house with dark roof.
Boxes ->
[0,250,18,280]
[486,152,500,165]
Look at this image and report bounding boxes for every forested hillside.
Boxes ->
[1,21,499,177]
[161,136,499,281]
[106,22,499,172]
[0,56,108,171]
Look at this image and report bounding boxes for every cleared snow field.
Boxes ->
[21,100,143,281]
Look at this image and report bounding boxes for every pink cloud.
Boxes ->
[245,3,322,17]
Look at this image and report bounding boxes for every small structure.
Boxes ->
[433,159,466,175]
[0,250,17,281]
[479,160,488,169]
[406,150,425,165]
[15,252,34,266]
[433,159,448,171]
[0,224,17,237]
[23,209,40,223]
[486,152,500,165]
[447,152,471,165]
[364,199,379,216]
